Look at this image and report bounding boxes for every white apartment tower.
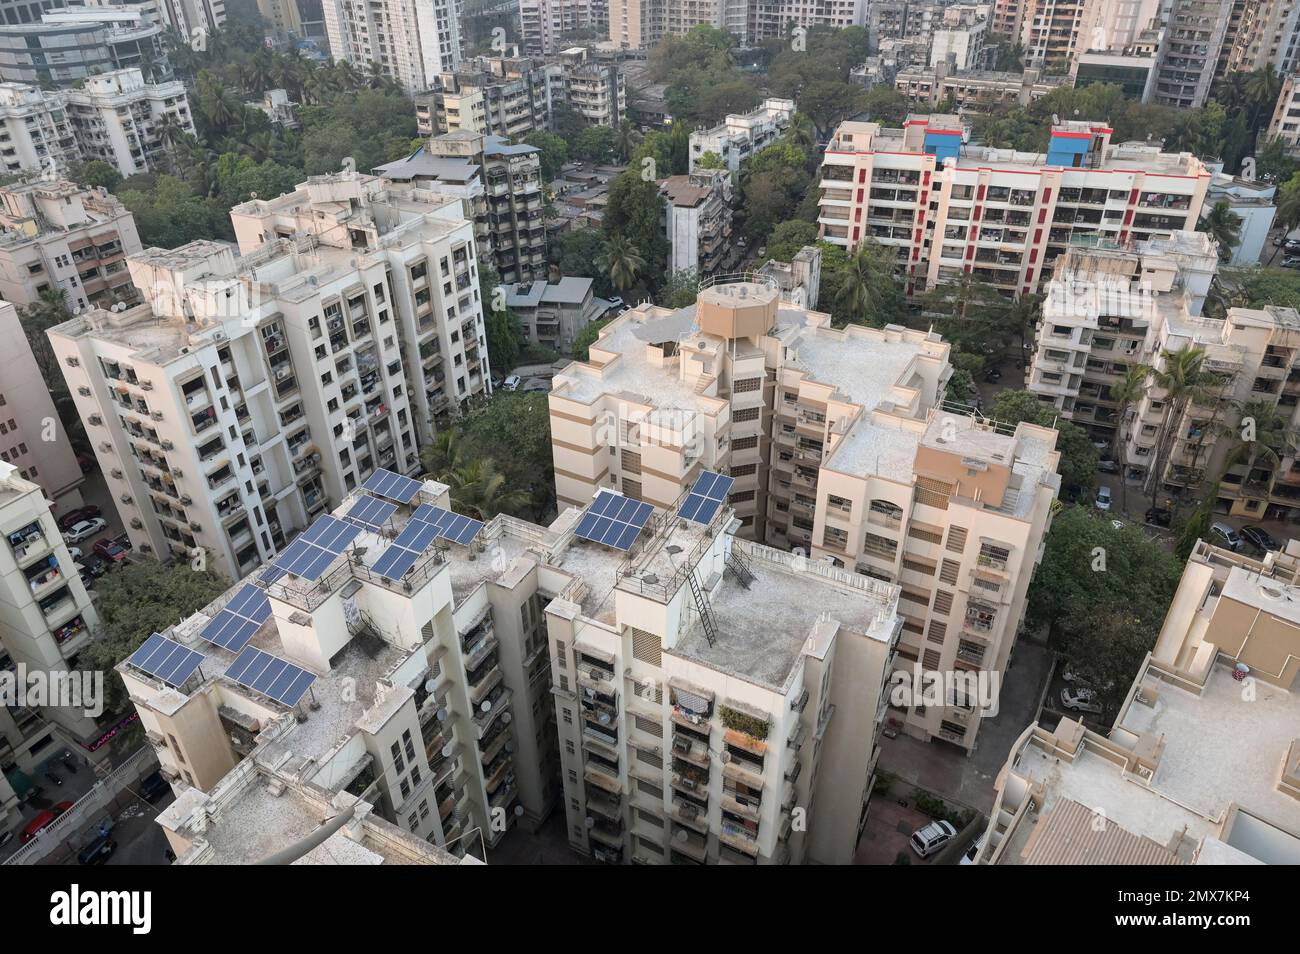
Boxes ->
[323,0,464,95]
[65,67,195,177]
[521,0,609,55]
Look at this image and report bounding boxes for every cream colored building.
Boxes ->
[818,115,1211,295]
[0,179,142,311]
[0,462,101,803]
[980,539,1300,865]
[49,174,489,579]
[65,67,195,177]
[548,277,1062,752]
[322,0,463,95]
[0,82,77,176]
[688,98,795,175]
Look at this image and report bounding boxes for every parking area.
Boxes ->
[854,798,938,865]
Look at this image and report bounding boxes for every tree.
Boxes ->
[1198,200,1243,261]
[915,273,1018,359]
[524,130,568,181]
[572,125,617,163]
[457,392,555,519]
[1107,364,1151,511]
[614,119,641,163]
[118,175,226,247]
[657,268,699,308]
[602,172,668,294]
[1146,346,1225,507]
[767,221,820,261]
[990,389,1099,493]
[600,234,646,293]
[17,288,73,397]
[696,151,725,170]
[443,456,531,520]
[833,242,905,328]
[66,159,122,192]
[573,317,612,361]
[1056,598,1161,721]
[479,265,522,373]
[76,561,230,716]
[554,229,614,298]
[1215,397,1300,496]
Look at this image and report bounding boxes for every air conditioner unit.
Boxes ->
[180,495,193,505]
[110,468,123,479]
[130,519,143,529]
[141,381,153,390]
[119,494,133,505]
[77,386,91,396]
[88,414,103,426]
[161,440,174,450]
[171,468,183,478]
[99,442,112,452]
[150,411,164,421]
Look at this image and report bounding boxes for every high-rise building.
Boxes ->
[688,98,795,174]
[378,131,548,287]
[0,179,143,311]
[979,538,1300,865]
[1152,0,1232,108]
[555,47,624,128]
[48,173,490,579]
[0,462,101,785]
[547,277,1063,753]
[816,115,1211,295]
[65,68,195,177]
[322,0,463,95]
[0,5,171,88]
[413,56,554,139]
[520,0,608,55]
[659,171,737,277]
[0,84,79,176]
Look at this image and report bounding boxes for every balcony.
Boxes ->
[584,763,621,795]
[718,822,760,858]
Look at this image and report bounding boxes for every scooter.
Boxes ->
[43,770,62,787]
[60,750,77,772]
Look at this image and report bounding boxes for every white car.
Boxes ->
[1209,522,1242,551]
[910,819,957,859]
[960,833,986,865]
[501,375,521,391]
[1094,487,1112,511]
[1061,687,1102,714]
[63,518,107,544]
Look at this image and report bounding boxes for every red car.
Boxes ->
[57,505,102,532]
[20,800,74,844]
[93,538,129,563]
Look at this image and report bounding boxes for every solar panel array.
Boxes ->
[199,583,271,652]
[266,516,362,581]
[370,504,485,579]
[679,471,734,525]
[362,467,423,504]
[575,491,654,551]
[371,517,442,579]
[225,646,318,707]
[128,633,206,688]
[344,494,397,532]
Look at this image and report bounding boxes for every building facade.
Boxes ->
[505,276,610,354]
[659,170,736,277]
[322,0,464,95]
[817,115,1212,295]
[65,68,195,177]
[688,97,795,174]
[520,0,608,55]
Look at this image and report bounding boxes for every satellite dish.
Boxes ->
[719,750,731,763]
[424,678,436,693]
[441,742,454,758]
[597,712,611,725]
[480,700,491,713]
[502,712,512,724]
[585,816,595,828]
[513,805,524,817]
[435,706,448,722]
[674,829,688,842]
[504,741,515,753]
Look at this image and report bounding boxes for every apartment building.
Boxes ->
[322,0,463,95]
[1028,231,1218,446]
[548,277,1062,753]
[521,0,609,55]
[0,84,78,177]
[257,0,303,37]
[49,174,489,579]
[0,7,170,88]
[378,132,548,286]
[0,462,101,787]
[505,277,610,354]
[929,4,988,69]
[121,477,564,855]
[1204,169,1276,265]
[1018,0,1160,72]
[1267,72,1300,156]
[556,48,624,128]
[688,97,795,175]
[991,0,1025,38]
[749,0,868,39]
[0,179,142,310]
[1073,49,1159,102]
[247,88,301,130]
[756,244,821,309]
[659,171,736,278]
[979,539,1300,865]
[869,0,946,45]
[0,303,85,509]
[817,115,1212,295]
[415,56,554,139]
[64,68,194,177]
[1152,0,1232,108]
[895,65,1071,108]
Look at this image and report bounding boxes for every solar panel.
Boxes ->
[225,646,317,707]
[268,516,362,581]
[199,583,271,652]
[678,470,735,525]
[128,633,206,688]
[362,468,423,504]
[344,494,397,532]
[372,518,442,579]
[574,490,654,551]
[406,503,484,546]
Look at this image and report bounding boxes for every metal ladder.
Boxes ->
[724,548,756,589]
[688,569,718,647]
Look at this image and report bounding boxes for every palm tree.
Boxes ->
[420,430,461,480]
[1107,364,1150,511]
[443,457,529,520]
[1146,346,1225,508]
[614,119,641,163]
[1246,65,1282,129]
[1198,200,1243,262]
[1215,397,1300,502]
[1269,176,1300,264]
[601,235,646,293]
[1009,292,1041,358]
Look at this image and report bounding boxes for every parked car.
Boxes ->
[93,538,129,563]
[1094,486,1113,511]
[113,532,132,552]
[20,800,73,844]
[1283,256,1300,269]
[1098,458,1120,474]
[58,506,102,532]
[1240,525,1280,552]
[910,820,957,859]
[76,834,116,865]
[960,833,986,865]
[1145,507,1172,527]
[1060,687,1102,714]
[501,374,521,392]
[62,518,107,544]
[607,295,624,311]
[0,829,13,849]
[1209,522,1243,551]
[77,553,108,577]
[983,366,1002,383]
[138,771,170,802]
